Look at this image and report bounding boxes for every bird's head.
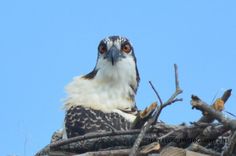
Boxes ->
[97,36,134,66]
[84,36,140,93]
[97,36,136,66]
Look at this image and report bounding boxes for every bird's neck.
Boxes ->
[64,69,137,113]
[64,59,138,122]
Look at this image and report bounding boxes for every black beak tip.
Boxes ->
[111,57,115,65]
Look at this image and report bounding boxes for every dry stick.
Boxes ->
[158,126,185,141]
[129,64,183,156]
[174,64,181,91]
[191,89,232,149]
[191,96,236,130]
[149,81,163,105]
[225,110,236,118]
[198,89,232,123]
[221,89,232,102]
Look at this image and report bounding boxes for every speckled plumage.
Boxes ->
[65,106,133,137]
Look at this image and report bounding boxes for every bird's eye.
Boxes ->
[121,43,131,53]
[98,43,107,54]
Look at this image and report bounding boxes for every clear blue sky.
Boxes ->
[1,1,236,155]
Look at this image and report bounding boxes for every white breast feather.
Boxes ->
[64,56,137,122]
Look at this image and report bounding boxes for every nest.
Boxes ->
[36,65,236,156]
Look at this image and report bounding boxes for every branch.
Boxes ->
[149,81,163,105]
[174,63,180,91]
[221,89,232,103]
[191,95,236,130]
[197,89,232,123]
[154,64,183,124]
[129,64,183,156]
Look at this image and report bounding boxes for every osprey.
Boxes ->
[63,36,140,138]
[50,36,157,143]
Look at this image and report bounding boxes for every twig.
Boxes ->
[174,63,180,91]
[191,122,221,127]
[224,110,236,118]
[154,64,183,122]
[221,89,232,103]
[129,64,183,156]
[158,126,185,141]
[149,81,163,105]
[129,119,155,156]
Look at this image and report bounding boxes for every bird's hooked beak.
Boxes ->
[105,46,122,65]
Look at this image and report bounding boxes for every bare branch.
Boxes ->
[221,89,232,103]
[174,63,180,91]
[191,95,236,130]
[225,110,236,118]
[198,89,232,123]
[149,81,163,105]
[129,64,183,156]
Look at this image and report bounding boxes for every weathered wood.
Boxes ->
[191,95,236,130]
[197,89,231,123]
[160,147,211,156]
[188,143,221,156]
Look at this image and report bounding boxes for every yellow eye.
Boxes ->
[98,43,107,54]
[122,43,131,53]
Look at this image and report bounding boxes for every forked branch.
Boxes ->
[129,64,183,156]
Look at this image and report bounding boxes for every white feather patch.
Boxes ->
[64,56,138,122]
